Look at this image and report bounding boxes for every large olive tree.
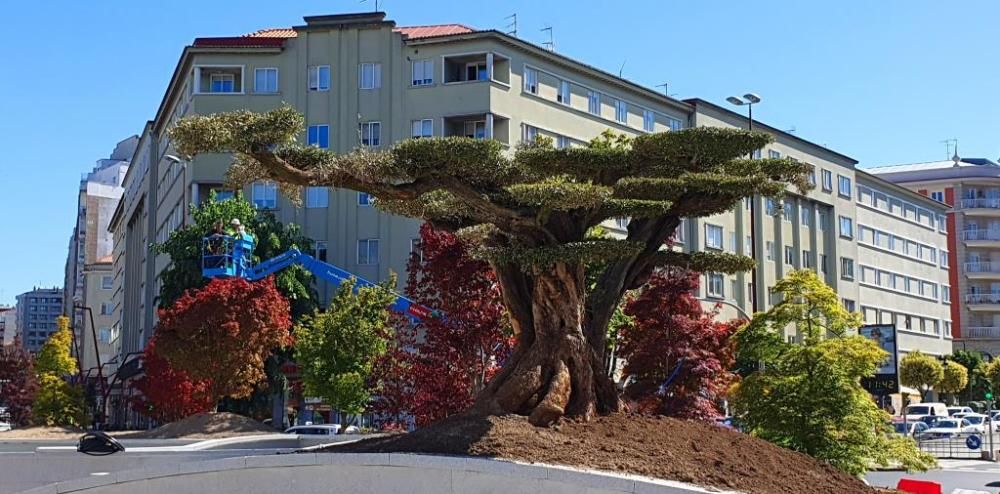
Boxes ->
[170,108,809,425]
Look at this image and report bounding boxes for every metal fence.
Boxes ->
[917,431,994,460]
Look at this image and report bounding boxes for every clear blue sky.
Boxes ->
[0,0,996,305]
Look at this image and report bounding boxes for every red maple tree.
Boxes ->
[130,337,214,422]
[619,269,740,421]
[155,277,293,402]
[372,224,512,427]
[0,340,37,426]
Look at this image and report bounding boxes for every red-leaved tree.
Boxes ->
[130,337,214,423]
[372,224,512,426]
[0,340,38,426]
[155,277,293,402]
[619,269,740,421]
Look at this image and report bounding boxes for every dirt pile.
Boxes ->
[0,426,84,440]
[127,412,277,439]
[331,413,882,494]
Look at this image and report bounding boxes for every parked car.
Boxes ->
[919,418,977,439]
[918,415,943,428]
[284,424,342,435]
[948,406,974,417]
[961,413,991,433]
[0,422,10,432]
[904,403,949,422]
[894,421,929,437]
[342,425,361,434]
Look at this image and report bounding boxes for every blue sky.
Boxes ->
[0,0,996,305]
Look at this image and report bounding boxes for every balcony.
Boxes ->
[443,113,510,146]
[962,198,1000,215]
[963,229,1000,247]
[965,327,1000,339]
[965,293,1000,310]
[967,262,1000,279]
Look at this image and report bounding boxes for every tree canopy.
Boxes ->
[900,352,944,400]
[33,317,86,427]
[130,338,214,423]
[938,360,969,402]
[170,107,810,425]
[0,343,37,426]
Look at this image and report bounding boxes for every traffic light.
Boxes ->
[987,392,993,400]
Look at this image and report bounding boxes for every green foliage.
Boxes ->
[156,193,318,318]
[731,270,935,476]
[35,317,76,377]
[952,350,991,402]
[984,358,1000,397]
[294,277,397,415]
[939,360,970,399]
[900,351,944,400]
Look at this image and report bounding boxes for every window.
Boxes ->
[943,286,951,303]
[558,80,571,104]
[818,211,828,230]
[411,59,433,86]
[729,232,737,254]
[765,241,774,261]
[800,206,811,226]
[464,121,487,139]
[358,192,373,206]
[411,119,433,139]
[752,149,762,160]
[254,68,278,93]
[100,303,113,316]
[308,65,331,91]
[410,238,421,254]
[523,125,539,143]
[783,201,793,221]
[822,170,833,191]
[940,251,949,268]
[705,224,723,250]
[807,168,816,186]
[252,181,277,209]
[768,150,781,159]
[305,187,329,208]
[820,254,828,274]
[358,239,380,265]
[707,273,725,298]
[765,198,776,216]
[360,122,381,147]
[101,276,113,290]
[523,67,538,93]
[643,109,655,132]
[931,191,944,202]
[839,216,854,238]
[588,90,600,115]
[802,250,812,268]
[98,328,111,344]
[307,125,329,148]
[838,175,852,197]
[745,235,752,256]
[615,100,628,123]
[784,246,794,265]
[841,257,855,280]
[209,73,235,93]
[315,241,328,262]
[466,62,487,81]
[842,299,856,312]
[556,135,569,149]
[359,63,382,89]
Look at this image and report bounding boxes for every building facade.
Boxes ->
[870,157,1000,357]
[15,288,64,353]
[0,306,16,346]
[63,137,136,375]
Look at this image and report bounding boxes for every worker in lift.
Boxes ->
[205,220,228,268]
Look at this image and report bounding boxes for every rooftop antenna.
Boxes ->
[541,26,554,51]
[654,83,679,98]
[505,14,517,37]
[941,138,957,160]
[359,0,379,12]
[618,59,627,78]
[785,126,797,134]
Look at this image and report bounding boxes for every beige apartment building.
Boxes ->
[109,11,953,423]
[871,157,1000,357]
[63,137,135,376]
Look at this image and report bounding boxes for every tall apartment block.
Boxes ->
[871,157,1000,357]
[15,288,63,352]
[63,137,135,375]
[109,11,954,424]
[0,306,16,346]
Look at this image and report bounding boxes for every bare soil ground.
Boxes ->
[0,413,277,440]
[329,413,888,494]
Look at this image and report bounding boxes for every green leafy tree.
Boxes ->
[949,350,990,403]
[731,270,934,476]
[171,108,809,425]
[33,317,86,427]
[295,277,397,417]
[900,351,944,400]
[938,360,969,405]
[983,358,1000,398]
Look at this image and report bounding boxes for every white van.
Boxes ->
[904,402,949,421]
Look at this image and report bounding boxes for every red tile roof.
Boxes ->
[193,23,474,48]
[192,36,288,48]
[394,24,474,39]
[244,28,298,38]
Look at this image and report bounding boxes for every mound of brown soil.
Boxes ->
[0,426,84,440]
[331,413,881,494]
[126,412,276,439]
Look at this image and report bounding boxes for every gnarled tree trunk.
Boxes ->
[473,262,621,426]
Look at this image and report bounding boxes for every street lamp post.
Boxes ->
[726,93,762,313]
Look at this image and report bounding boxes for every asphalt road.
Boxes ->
[0,439,198,453]
[866,460,1000,493]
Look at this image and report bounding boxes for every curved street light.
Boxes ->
[726,93,763,313]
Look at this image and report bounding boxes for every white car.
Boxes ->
[284,424,341,435]
[948,406,974,417]
[920,418,977,439]
[961,413,991,433]
[893,421,929,437]
[0,422,10,432]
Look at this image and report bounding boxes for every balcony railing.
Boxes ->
[963,230,1000,241]
[966,326,1000,339]
[962,198,1000,209]
[966,262,1000,273]
[965,293,1000,304]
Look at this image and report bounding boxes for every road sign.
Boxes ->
[966,435,982,450]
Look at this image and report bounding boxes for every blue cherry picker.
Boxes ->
[200,228,437,321]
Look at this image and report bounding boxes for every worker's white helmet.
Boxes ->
[230,218,241,226]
